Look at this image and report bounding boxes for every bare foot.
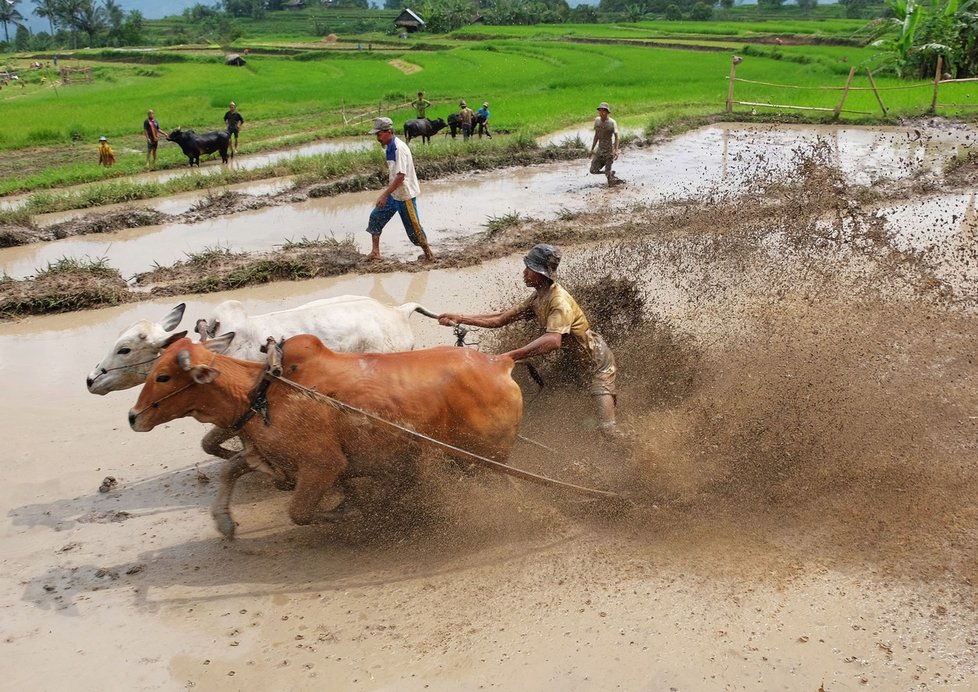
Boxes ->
[418,253,434,263]
[368,252,381,261]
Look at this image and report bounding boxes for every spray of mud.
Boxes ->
[274,140,978,588]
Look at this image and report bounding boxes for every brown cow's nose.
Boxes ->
[128,411,137,428]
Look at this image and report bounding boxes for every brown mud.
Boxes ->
[2,122,978,687]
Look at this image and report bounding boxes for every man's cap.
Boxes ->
[459,100,467,107]
[523,243,562,280]
[99,136,108,141]
[369,116,394,134]
[483,102,489,107]
[597,102,611,112]
[229,101,236,107]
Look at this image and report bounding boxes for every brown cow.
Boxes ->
[128,335,523,537]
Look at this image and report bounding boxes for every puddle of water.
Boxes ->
[2,123,975,280]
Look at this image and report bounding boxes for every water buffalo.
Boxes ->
[167,127,232,166]
[129,336,524,537]
[404,117,447,145]
[447,113,462,138]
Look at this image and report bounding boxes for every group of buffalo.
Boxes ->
[88,297,524,538]
[403,112,488,144]
[164,110,487,167]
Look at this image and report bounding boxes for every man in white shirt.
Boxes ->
[366,116,435,263]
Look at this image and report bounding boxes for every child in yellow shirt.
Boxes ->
[98,136,115,167]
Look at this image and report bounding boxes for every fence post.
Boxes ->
[725,58,738,114]
[930,55,943,114]
[865,69,888,116]
[833,66,857,120]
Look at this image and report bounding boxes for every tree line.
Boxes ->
[0,0,144,50]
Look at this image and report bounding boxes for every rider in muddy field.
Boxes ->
[438,243,625,442]
[590,102,622,187]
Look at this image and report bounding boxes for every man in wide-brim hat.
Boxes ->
[437,243,622,440]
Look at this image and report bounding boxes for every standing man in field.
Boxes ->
[437,243,623,441]
[365,116,435,263]
[143,108,167,166]
[412,91,431,119]
[590,102,622,187]
[459,100,475,141]
[223,101,245,154]
[476,101,492,139]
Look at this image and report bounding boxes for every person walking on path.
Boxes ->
[437,244,623,440]
[143,109,167,166]
[223,101,245,154]
[459,100,475,141]
[365,117,435,263]
[476,102,492,139]
[590,101,621,187]
[97,136,115,167]
[411,91,431,119]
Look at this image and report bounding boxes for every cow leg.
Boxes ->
[201,426,239,460]
[288,454,347,526]
[211,454,252,538]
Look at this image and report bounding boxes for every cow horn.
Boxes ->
[195,319,209,342]
[177,349,192,371]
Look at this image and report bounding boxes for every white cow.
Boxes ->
[201,296,418,360]
[86,302,189,395]
[87,296,434,395]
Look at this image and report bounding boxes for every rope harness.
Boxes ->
[257,367,621,501]
[97,355,161,376]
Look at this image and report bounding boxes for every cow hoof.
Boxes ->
[214,514,237,539]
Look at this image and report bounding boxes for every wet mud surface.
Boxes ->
[2,120,978,689]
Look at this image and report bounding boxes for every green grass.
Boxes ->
[1,24,976,204]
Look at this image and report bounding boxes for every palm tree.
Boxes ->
[32,0,58,34]
[0,0,26,42]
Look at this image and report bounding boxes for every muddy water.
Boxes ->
[2,122,974,279]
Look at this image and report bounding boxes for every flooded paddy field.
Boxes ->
[1,120,978,690]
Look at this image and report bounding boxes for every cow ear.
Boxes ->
[204,331,235,354]
[190,365,219,385]
[159,330,188,348]
[161,303,186,331]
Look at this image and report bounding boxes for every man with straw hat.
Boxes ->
[437,243,623,440]
[590,102,622,187]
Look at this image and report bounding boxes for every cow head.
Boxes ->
[166,127,195,143]
[429,118,447,134]
[87,303,188,395]
[128,334,235,432]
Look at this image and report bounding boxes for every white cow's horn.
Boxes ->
[177,350,192,371]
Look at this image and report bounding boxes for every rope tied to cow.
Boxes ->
[260,369,623,501]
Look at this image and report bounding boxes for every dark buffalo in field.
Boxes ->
[403,117,447,145]
[447,113,462,138]
[167,127,232,166]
